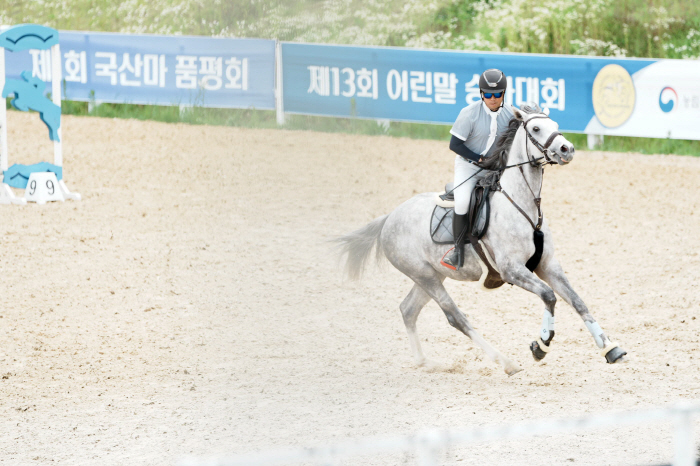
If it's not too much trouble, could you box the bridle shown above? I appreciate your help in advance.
[498,113,564,231]
[522,114,561,167]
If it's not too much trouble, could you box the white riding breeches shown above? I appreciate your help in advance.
[453,155,488,215]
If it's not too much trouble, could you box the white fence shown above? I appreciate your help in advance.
[179,402,700,466]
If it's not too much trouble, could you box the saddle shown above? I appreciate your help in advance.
[432,172,499,243]
[431,173,505,289]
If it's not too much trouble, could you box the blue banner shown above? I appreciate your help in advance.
[5,31,698,140]
[281,43,657,132]
[4,31,276,109]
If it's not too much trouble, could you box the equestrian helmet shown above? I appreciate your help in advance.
[479,69,507,93]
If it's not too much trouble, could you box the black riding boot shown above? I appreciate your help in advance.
[441,212,468,271]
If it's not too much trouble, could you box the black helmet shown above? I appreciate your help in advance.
[479,69,507,93]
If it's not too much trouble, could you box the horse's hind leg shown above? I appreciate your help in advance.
[536,257,627,363]
[400,284,432,366]
[413,275,522,376]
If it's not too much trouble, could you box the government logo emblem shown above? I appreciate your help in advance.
[658,87,677,113]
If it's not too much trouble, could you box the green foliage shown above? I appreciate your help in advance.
[564,132,700,157]
[1,0,698,58]
[424,0,700,58]
[52,102,699,156]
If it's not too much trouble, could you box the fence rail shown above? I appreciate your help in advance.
[179,402,700,466]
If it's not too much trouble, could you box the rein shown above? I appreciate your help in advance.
[446,113,562,230]
[502,118,559,169]
[443,166,484,196]
[497,114,561,231]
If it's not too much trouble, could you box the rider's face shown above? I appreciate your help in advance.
[482,93,504,112]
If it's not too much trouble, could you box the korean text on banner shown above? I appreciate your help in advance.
[3,32,276,110]
[281,42,657,134]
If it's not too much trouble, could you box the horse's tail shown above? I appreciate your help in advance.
[334,214,389,281]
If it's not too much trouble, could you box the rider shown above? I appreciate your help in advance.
[441,68,515,271]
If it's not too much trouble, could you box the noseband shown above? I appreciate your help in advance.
[523,115,561,166]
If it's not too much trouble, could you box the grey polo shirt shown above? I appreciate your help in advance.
[450,101,515,158]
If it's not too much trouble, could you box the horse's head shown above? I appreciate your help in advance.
[513,106,575,165]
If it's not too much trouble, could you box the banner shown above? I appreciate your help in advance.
[584,60,700,140]
[3,31,699,140]
[3,31,276,110]
[282,43,697,138]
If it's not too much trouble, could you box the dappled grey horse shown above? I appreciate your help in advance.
[336,106,627,375]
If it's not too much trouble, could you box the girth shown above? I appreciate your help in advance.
[465,174,504,288]
[497,165,545,272]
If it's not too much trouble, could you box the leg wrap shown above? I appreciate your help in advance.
[536,336,551,352]
[540,310,555,343]
[530,337,550,361]
[585,321,605,349]
[600,343,619,358]
[531,310,555,362]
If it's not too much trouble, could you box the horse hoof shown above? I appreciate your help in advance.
[605,346,627,364]
[530,340,548,361]
[505,366,523,376]
[483,275,505,290]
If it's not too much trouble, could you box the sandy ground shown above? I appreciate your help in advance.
[0,111,699,465]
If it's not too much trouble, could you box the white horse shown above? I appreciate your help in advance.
[336,105,626,376]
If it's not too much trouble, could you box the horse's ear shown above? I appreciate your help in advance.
[513,108,524,121]
[543,106,550,116]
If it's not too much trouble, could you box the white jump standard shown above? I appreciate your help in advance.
[0,24,81,205]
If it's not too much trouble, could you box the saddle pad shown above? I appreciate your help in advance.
[430,201,490,244]
[430,205,455,244]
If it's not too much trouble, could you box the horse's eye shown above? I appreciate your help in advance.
[533,126,540,132]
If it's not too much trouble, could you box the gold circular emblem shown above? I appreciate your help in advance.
[592,64,636,128]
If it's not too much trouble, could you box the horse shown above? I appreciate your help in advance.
[335,104,627,376]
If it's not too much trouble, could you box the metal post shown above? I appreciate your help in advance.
[0,45,26,204]
[673,409,695,466]
[179,104,192,118]
[51,43,63,167]
[416,429,443,466]
[587,133,604,150]
[88,100,103,113]
[275,40,285,126]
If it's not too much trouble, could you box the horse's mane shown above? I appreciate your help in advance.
[479,103,543,171]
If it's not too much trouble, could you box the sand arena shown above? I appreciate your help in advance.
[1,111,699,465]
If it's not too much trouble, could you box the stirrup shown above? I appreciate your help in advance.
[441,247,461,271]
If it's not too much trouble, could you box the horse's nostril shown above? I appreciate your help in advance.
[561,145,568,153]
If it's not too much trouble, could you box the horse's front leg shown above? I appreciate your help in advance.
[498,262,558,361]
[536,256,627,364]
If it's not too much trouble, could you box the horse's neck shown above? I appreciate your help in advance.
[501,126,543,203]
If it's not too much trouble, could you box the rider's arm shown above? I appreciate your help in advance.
[449,135,482,163]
